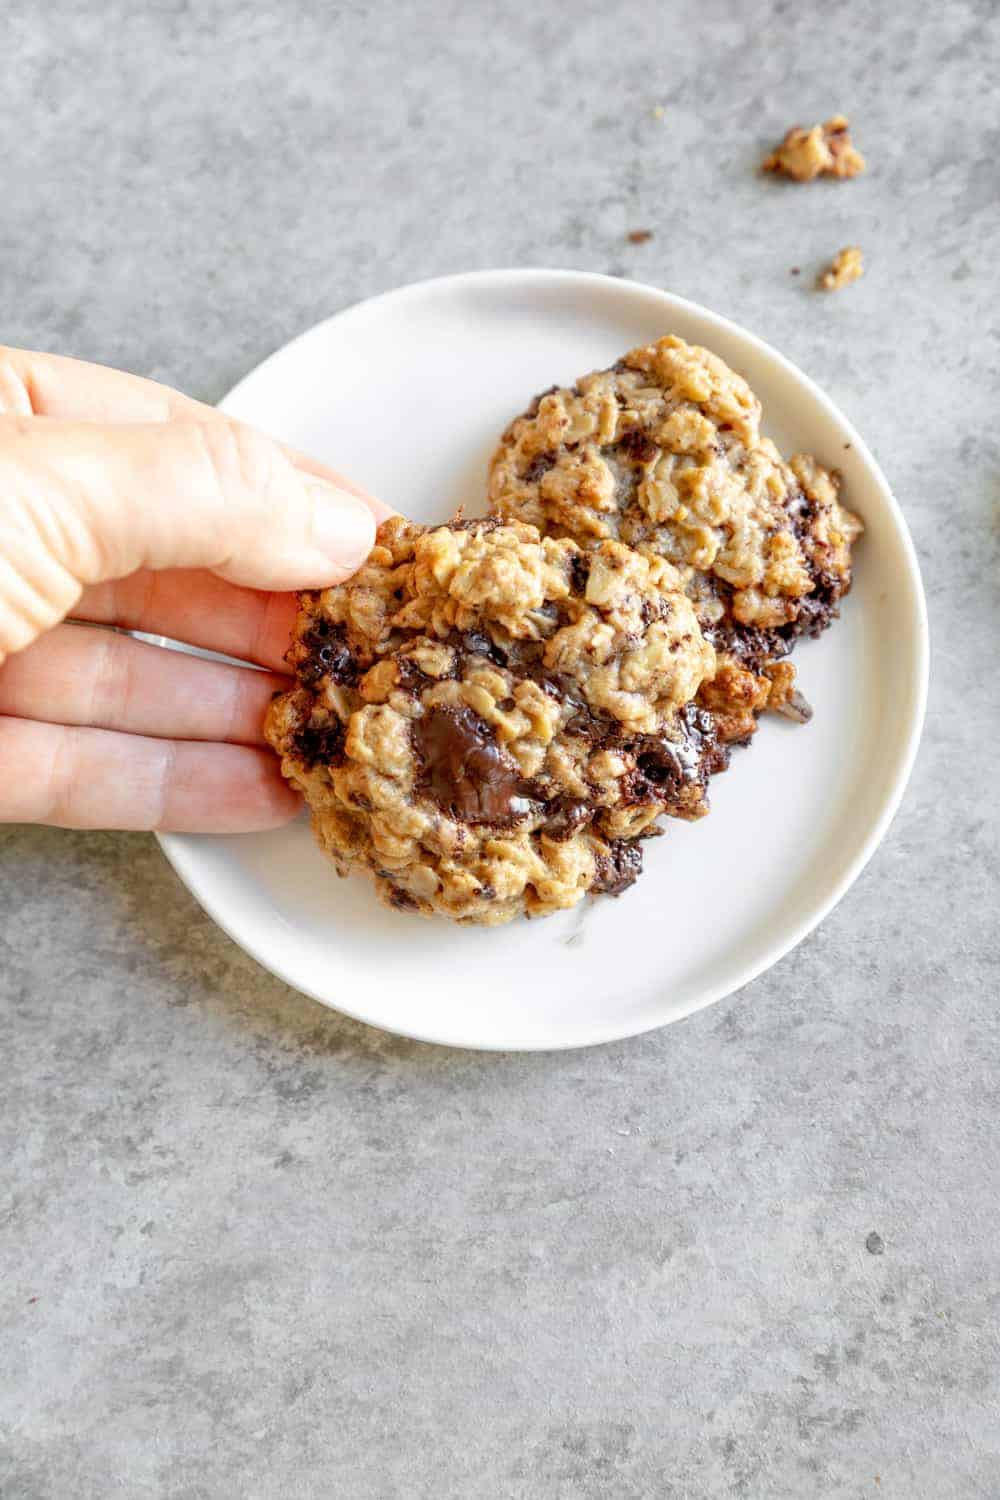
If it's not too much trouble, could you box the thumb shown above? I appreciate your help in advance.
[0,416,377,656]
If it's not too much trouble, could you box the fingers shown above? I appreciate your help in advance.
[0,346,395,521]
[0,624,287,744]
[0,415,376,659]
[72,569,298,671]
[0,716,300,832]
[0,347,219,424]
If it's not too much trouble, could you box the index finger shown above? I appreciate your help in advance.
[0,346,394,519]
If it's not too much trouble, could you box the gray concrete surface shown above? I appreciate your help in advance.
[2,1,998,1495]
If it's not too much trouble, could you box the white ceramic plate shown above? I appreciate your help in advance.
[157,270,927,1051]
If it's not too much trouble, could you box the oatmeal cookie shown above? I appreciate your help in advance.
[762,114,865,181]
[487,335,863,742]
[265,516,726,925]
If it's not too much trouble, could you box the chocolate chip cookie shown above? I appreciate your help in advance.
[265,515,726,924]
[487,335,863,742]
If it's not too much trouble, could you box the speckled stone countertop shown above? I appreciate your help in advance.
[2,3,998,1496]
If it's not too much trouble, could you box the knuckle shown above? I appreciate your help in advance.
[196,418,278,502]
[0,547,79,661]
[90,630,131,726]
[0,356,34,416]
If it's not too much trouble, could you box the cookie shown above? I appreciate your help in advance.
[265,515,726,925]
[487,335,863,742]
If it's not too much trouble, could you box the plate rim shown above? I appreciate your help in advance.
[157,267,930,1051]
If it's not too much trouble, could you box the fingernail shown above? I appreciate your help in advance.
[309,481,376,567]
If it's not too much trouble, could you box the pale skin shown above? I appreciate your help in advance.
[0,349,391,832]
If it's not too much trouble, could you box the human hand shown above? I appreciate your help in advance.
[0,349,387,832]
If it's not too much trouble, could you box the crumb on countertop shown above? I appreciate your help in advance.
[818,245,864,291]
[627,228,654,244]
[651,104,665,120]
[763,114,865,181]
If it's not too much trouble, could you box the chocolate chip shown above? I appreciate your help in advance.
[292,715,346,769]
[566,709,605,741]
[523,451,557,483]
[707,616,786,676]
[634,738,686,793]
[783,486,813,540]
[620,703,729,809]
[412,706,537,827]
[616,427,658,465]
[388,885,419,911]
[569,552,590,596]
[299,618,359,687]
[459,630,508,667]
[394,656,432,694]
[591,839,643,896]
[781,570,842,641]
[679,701,731,779]
[542,797,594,841]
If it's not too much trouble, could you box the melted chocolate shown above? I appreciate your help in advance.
[542,798,594,841]
[779,570,841,641]
[707,616,786,676]
[591,839,643,897]
[457,630,508,667]
[620,703,728,808]
[413,706,537,827]
[292,715,346,769]
[298,618,359,687]
[395,656,433,693]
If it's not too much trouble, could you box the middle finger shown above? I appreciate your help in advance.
[72,568,299,672]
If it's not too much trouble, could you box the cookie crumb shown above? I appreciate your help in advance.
[763,114,865,181]
[627,229,654,244]
[865,1231,885,1256]
[652,105,665,121]
[818,246,864,291]
[790,266,800,275]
